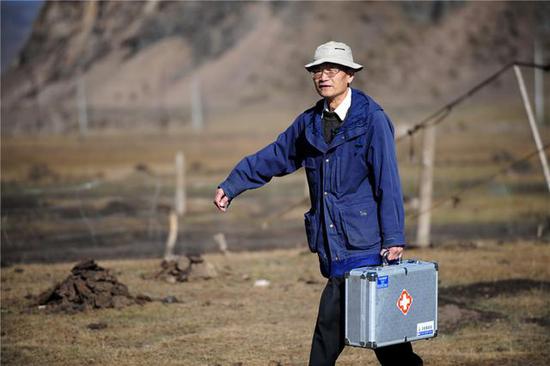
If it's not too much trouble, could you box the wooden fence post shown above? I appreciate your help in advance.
[416,125,436,247]
[514,65,550,193]
[175,151,186,216]
[164,210,178,261]
[164,151,186,260]
[213,233,229,255]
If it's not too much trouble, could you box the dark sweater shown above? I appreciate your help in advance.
[322,111,344,144]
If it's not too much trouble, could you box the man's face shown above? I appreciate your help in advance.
[310,63,355,100]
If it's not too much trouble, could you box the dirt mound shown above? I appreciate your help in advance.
[146,255,218,283]
[36,259,150,313]
[99,200,136,216]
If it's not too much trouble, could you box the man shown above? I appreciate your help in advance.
[214,41,423,366]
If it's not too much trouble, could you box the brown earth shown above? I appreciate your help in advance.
[34,258,151,313]
[32,255,218,314]
[438,278,550,334]
[1,243,549,365]
[144,255,219,283]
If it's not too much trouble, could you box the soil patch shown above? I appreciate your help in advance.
[438,304,499,334]
[98,200,138,216]
[35,259,151,313]
[1,193,43,212]
[440,278,550,301]
[437,278,550,333]
[524,316,550,329]
[143,254,218,283]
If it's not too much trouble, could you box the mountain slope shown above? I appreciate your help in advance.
[1,1,547,134]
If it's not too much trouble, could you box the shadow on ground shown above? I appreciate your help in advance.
[438,278,550,333]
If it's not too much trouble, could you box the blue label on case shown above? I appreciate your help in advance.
[418,329,434,336]
[377,275,389,288]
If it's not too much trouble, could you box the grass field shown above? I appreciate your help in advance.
[1,242,549,365]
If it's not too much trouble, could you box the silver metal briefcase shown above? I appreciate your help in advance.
[344,259,438,349]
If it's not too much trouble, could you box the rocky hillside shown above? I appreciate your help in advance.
[2,1,548,134]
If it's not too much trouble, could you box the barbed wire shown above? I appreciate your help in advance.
[407,143,550,221]
[1,170,169,257]
[396,61,550,144]
[22,179,104,195]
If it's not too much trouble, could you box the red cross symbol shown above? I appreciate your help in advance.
[397,289,413,315]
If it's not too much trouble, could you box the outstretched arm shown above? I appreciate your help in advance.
[215,117,306,210]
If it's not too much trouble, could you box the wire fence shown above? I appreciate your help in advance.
[408,143,550,220]
[397,62,550,144]
[398,62,549,222]
[1,170,174,265]
[2,62,549,265]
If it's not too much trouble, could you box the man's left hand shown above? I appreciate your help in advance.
[380,246,404,261]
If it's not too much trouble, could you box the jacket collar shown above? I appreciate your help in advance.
[305,88,381,153]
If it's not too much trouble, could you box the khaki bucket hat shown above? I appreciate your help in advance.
[305,41,363,71]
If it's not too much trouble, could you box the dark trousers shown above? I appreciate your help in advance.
[309,278,423,366]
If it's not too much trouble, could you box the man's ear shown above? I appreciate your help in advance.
[347,73,355,86]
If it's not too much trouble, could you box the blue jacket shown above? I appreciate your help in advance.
[220,88,406,278]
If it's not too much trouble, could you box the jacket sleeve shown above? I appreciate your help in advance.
[219,117,305,199]
[366,111,406,248]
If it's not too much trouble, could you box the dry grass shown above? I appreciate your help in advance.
[0,107,299,183]
[1,242,549,365]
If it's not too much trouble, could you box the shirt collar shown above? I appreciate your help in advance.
[324,87,352,121]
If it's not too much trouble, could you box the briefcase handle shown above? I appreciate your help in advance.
[381,250,402,266]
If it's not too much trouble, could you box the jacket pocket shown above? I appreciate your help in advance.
[304,210,319,253]
[340,202,380,250]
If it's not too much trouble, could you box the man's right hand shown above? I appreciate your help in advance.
[214,188,230,212]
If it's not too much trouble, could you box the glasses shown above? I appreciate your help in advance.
[310,65,343,79]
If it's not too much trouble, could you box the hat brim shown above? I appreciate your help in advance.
[304,58,363,72]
